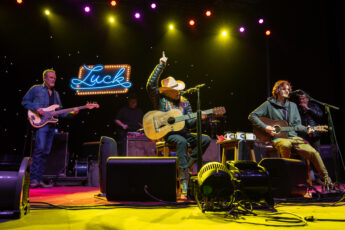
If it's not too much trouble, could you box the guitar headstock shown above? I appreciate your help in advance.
[212,107,226,116]
[86,102,100,109]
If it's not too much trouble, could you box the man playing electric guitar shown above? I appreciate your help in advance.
[146,52,211,195]
[22,69,79,188]
[248,80,333,188]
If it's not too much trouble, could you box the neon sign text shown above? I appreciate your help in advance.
[71,64,132,95]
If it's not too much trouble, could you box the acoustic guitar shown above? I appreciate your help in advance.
[253,117,328,143]
[28,102,99,128]
[143,107,226,140]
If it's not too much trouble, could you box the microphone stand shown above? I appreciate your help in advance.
[182,84,205,171]
[308,95,343,189]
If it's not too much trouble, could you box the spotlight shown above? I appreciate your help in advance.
[238,26,245,33]
[110,0,117,7]
[168,24,174,30]
[109,17,115,23]
[221,30,228,37]
[150,2,157,9]
[44,9,50,16]
[205,10,212,17]
[265,30,271,36]
[134,12,141,19]
[17,0,23,4]
[258,18,264,24]
[84,6,91,13]
[189,19,196,26]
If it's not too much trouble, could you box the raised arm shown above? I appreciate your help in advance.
[146,51,167,109]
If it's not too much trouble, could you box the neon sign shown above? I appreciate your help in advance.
[70,64,132,95]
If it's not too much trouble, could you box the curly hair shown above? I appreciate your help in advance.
[272,80,292,98]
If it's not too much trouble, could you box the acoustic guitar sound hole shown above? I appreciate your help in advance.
[167,117,175,125]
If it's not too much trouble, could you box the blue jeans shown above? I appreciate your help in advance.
[166,131,211,170]
[31,124,56,182]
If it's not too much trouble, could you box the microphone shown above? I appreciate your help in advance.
[180,84,206,95]
[289,89,304,96]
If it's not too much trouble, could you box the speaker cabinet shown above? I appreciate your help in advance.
[106,157,178,202]
[44,133,68,176]
[126,136,156,157]
[259,158,307,198]
[0,157,30,219]
[98,136,118,194]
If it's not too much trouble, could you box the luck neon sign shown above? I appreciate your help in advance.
[70,64,132,95]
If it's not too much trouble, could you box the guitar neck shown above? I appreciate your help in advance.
[52,105,88,116]
[175,109,214,123]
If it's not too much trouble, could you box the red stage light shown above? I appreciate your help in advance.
[17,0,23,4]
[110,0,117,7]
[205,10,212,17]
[189,19,195,26]
[265,30,271,36]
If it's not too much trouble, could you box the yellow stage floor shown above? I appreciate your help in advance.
[1,187,345,230]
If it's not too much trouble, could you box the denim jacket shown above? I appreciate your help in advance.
[22,84,67,118]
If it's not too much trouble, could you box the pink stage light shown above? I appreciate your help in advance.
[84,6,91,13]
[134,12,141,19]
[150,3,157,9]
[258,18,264,24]
[238,26,245,33]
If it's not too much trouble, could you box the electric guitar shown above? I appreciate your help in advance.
[253,117,328,143]
[28,103,99,128]
[143,107,226,140]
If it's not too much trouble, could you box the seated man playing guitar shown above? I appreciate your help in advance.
[146,52,211,195]
[248,80,332,188]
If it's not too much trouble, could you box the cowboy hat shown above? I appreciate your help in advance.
[160,76,185,91]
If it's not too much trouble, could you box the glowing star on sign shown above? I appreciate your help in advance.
[70,65,132,95]
[205,10,212,17]
[265,30,271,36]
[238,26,245,33]
[258,18,264,24]
[189,19,195,26]
[134,12,141,19]
[17,0,23,4]
[84,6,91,13]
[150,3,157,9]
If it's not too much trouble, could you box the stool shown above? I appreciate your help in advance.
[216,140,256,164]
[156,141,192,157]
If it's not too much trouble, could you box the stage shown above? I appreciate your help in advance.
[1,186,345,230]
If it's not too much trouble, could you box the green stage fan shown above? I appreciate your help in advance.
[193,162,235,212]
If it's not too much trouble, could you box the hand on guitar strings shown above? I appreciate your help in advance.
[307,125,315,135]
[265,125,277,136]
[72,107,79,115]
[37,108,45,115]
[160,51,168,65]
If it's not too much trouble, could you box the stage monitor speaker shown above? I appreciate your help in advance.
[259,158,307,198]
[106,157,178,202]
[98,136,118,194]
[0,157,30,219]
[44,132,68,176]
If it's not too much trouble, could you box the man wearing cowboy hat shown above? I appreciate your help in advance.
[146,51,211,195]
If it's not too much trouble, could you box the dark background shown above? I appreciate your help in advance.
[1,0,344,171]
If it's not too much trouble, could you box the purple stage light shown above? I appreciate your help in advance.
[84,6,91,13]
[150,3,157,9]
[258,18,264,24]
[134,12,141,19]
[239,26,245,33]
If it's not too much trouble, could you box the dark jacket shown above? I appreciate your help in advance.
[298,102,323,138]
[146,64,196,128]
[248,97,307,137]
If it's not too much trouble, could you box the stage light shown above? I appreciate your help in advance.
[221,30,228,37]
[238,26,245,33]
[169,24,174,30]
[265,30,271,36]
[258,18,264,24]
[84,6,91,13]
[109,16,115,23]
[189,19,195,26]
[110,0,117,7]
[44,9,50,16]
[134,12,141,19]
[205,10,212,17]
[150,3,157,9]
[17,0,23,4]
